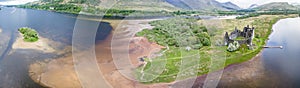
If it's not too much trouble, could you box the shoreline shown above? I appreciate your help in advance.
[190,52,264,87]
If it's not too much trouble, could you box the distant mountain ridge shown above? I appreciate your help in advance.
[27,0,241,11]
[248,4,259,9]
[221,2,241,10]
[252,2,298,11]
[165,0,241,11]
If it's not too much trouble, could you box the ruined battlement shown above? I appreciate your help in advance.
[224,25,255,46]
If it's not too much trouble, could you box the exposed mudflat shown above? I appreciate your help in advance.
[28,19,170,88]
[29,53,81,88]
[28,36,167,88]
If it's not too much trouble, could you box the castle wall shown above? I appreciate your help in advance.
[224,25,255,46]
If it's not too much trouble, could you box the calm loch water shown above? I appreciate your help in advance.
[262,17,300,87]
[0,7,112,87]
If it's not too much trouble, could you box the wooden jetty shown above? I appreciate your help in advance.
[263,46,283,49]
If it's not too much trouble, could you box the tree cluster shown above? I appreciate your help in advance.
[18,27,39,42]
[227,41,240,52]
[136,18,211,49]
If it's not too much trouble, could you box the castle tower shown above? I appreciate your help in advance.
[224,32,229,46]
[250,27,255,46]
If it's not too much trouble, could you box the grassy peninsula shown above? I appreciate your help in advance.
[135,14,298,83]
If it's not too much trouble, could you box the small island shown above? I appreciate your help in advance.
[12,27,55,53]
[18,27,39,42]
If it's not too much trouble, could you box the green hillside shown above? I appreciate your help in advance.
[253,2,299,11]
[165,0,241,11]
[19,0,242,14]
[22,0,180,11]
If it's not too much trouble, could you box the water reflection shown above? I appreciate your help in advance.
[262,18,300,87]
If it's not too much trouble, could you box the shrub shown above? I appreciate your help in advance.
[18,27,39,42]
[197,32,211,46]
[227,41,240,52]
[202,38,211,46]
[255,33,260,38]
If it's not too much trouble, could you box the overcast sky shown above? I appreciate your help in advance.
[0,0,38,5]
[216,0,300,8]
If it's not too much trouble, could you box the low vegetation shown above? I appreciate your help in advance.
[136,18,211,83]
[18,27,39,42]
[227,41,240,52]
[236,11,300,19]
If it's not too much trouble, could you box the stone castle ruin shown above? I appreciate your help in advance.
[224,25,255,46]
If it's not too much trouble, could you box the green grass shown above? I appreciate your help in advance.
[136,46,211,83]
[234,36,246,41]
[136,17,211,49]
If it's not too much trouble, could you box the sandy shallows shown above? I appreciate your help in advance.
[29,54,81,88]
[28,36,169,88]
[12,33,56,53]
